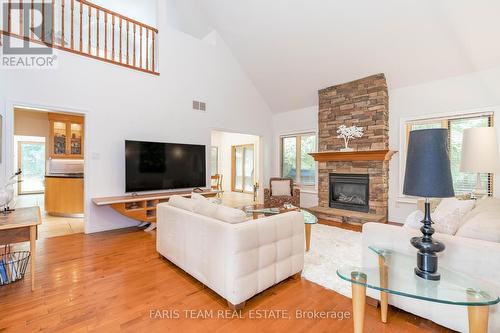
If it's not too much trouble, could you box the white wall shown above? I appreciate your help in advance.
[211,131,260,192]
[0,1,273,233]
[91,0,158,27]
[271,65,500,220]
[272,105,318,208]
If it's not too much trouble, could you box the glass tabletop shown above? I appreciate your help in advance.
[337,246,500,306]
[303,210,318,224]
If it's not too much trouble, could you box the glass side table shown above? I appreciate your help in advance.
[337,246,499,333]
[302,210,318,252]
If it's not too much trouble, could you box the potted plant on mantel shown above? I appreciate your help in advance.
[337,125,364,151]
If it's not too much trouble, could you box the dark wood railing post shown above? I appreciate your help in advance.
[152,32,155,72]
[96,10,100,57]
[79,0,83,51]
[31,0,34,39]
[51,0,55,45]
[133,23,136,67]
[41,0,45,41]
[8,0,12,33]
[126,21,129,65]
[19,0,23,37]
[88,6,91,54]
[61,0,65,46]
[104,13,107,59]
[146,29,149,71]
[112,15,115,61]
[139,26,142,68]
[119,17,122,63]
[71,0,74,49]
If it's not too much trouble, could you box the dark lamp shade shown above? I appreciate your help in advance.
[403,128,455,198]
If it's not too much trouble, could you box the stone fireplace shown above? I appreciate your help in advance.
[309,73,395,224]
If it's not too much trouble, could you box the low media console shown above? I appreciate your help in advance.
[92,189,218,224]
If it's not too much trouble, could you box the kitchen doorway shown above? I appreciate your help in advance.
[13,107,85,238]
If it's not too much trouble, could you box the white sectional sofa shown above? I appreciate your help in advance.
[156,195,305,309]
[362,197,500,332]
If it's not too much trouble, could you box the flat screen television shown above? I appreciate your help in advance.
[125,140,206,192]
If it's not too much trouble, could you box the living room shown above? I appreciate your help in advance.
[1,1,499,332]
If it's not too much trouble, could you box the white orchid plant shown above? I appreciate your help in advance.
[337,125,364,150]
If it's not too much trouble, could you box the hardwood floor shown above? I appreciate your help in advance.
[0,228,453,332]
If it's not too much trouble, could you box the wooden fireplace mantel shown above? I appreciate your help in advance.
[309,149,397,162]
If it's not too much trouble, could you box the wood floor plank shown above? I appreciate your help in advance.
[0,227,453,333]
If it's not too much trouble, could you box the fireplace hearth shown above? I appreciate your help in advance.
[329,173,369,213]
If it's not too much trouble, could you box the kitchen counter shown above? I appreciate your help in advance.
[46,173,84,178]
[45,176,84,217]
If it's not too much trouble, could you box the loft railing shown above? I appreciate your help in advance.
[2,0,159,75]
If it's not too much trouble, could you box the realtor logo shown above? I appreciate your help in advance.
[1,1,57,69]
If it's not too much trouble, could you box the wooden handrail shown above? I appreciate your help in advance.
[1,0,159,75]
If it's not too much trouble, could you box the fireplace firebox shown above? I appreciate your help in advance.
[329,173,369,213]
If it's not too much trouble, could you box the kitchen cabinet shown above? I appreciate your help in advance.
[48,113,84,159]
[45,175,84,217]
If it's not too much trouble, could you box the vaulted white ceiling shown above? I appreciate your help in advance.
[191,0,500,112]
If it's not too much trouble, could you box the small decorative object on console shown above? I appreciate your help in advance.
[0,170,22,214]
[403,129,455,281]
[336,125,364,151]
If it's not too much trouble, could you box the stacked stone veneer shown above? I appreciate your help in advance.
[318,73,389,223]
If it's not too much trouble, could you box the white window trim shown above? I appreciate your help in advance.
[277,129,318,190]
[397,106,499,203]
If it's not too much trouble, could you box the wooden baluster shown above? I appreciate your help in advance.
[119,18,122,63]
[79,0,82,52]
[152,31,155,72]
[71,0,74,49]
[61,0,65,46]
[96,10,99,57]
[139,26,142,68]
[126,21,129,65]
[19,0,23,37]
[88,6,91,54]
[51,0,55,45]
[146,29,149,71]
[104,13,107,59]
[8,0,11,33]
[31,0,34,39]
[112,15,114,60]
[133,23,136,67]
[41,0,45,42]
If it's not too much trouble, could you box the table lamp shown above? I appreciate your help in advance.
[403,128,455,281]
[460,127,499,197]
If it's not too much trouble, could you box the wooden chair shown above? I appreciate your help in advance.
[264,177,300,208]
[211,174,223,197]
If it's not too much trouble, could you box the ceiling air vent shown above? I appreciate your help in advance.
[193,100,207,112]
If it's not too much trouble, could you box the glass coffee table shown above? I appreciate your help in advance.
[242,205,318,252]
[337,246,499,333]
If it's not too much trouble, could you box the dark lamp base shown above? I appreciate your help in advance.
[414,267,441,281]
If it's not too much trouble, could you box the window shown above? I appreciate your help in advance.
[280,133,317,186]
[210,146,218,176]
[405,114,493,196]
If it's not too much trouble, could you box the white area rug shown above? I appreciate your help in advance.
[302,223,362,298]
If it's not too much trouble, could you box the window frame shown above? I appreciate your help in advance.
[399,110,495,201]
[210,146,218,176]
[279,132,317,188]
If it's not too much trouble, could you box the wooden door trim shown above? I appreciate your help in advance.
[231,144,255,194]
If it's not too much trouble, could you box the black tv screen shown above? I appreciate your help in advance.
[125,140,206,192]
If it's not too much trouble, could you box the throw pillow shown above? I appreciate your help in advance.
[403,210,424,229]
[271,180,292,196]
[168,195,196,211]
[214,205,247,224]
[191,192,207,201]
[433,198,475,225]
[433,208,462,235]
[193,199,218,218]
